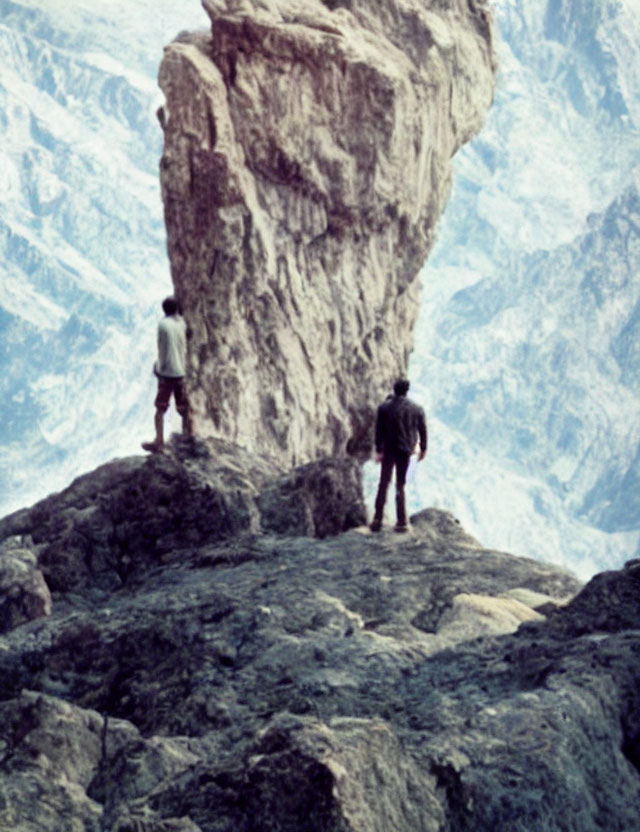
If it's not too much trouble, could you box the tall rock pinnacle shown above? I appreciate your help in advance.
[158,0,495,464]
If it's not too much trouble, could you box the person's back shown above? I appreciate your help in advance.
[371,378,427,532]
[376,394,426,455]
[142,297,191,453]
[156,314,186,378]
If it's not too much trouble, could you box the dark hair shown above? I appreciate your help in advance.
[394,378,410,396]
[162,296,179,316]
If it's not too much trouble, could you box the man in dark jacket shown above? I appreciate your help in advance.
[370,378,427,532]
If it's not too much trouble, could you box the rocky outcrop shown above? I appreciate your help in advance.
[1,442,639,830]
[0,538,51,633]
[158,0,495,465]
[0,437,366,594]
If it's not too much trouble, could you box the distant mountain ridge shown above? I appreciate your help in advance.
[407,0,640,577]
[1,0,639,581]
[0,0,208,516]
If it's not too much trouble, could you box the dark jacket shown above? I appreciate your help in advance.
[374,394,427,456]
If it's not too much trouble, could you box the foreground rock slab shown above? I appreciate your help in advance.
[1,447,638,830]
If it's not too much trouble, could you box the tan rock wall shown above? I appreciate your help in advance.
[159,0,495,463]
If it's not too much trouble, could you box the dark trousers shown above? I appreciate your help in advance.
[373,451,411,525]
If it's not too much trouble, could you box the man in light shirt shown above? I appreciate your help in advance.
[142,296,192,453]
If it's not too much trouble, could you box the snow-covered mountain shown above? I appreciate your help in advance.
[0,0,208,515]
[404,0,640,578]
[1,0,638,579]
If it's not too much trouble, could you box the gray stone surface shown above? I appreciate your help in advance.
[1,445,638,830]
[0,538,51,633]
[158,0,495,464]
[0,436,366,595]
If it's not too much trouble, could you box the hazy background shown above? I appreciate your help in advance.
[1,0,639,579]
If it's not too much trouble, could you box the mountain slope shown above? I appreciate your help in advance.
[0,0,208,517]
[405,0,640,577]
[1,0,639,582]
[0,439,638,830]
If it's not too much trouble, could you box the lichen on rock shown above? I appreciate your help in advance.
[158,0,495,464]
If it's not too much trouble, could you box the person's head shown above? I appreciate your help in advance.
[162,296,179,316]
[393,378,410,396]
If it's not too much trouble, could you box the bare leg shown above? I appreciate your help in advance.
[181,409,193,439]
[142,408,165,453]
[154,408,164,446]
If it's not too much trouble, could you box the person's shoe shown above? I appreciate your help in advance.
[369,518,383,532]
[394,522,410,533]
[141,441,163,453]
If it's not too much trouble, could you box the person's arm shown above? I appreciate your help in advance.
[156,322,169,374]
[417,408,427,461]
[374,405,385,457]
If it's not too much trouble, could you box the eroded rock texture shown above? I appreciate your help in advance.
[0,538,51,634]
[0,437,366,594]
[158,0,495,464]
[1,442,639,830]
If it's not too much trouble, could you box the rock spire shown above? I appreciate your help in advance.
[158,0,495,464]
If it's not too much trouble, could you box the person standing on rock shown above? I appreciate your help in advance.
[142,296,192,453]
[370,378,427,532]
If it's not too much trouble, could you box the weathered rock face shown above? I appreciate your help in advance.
[0,437,366,595]
[0,538,51,634]
[158,0,495,464]
[1,443,639,830]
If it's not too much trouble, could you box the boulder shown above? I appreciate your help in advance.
[258,455,366,537]
[0,691,202,832]
[0,539,51,633]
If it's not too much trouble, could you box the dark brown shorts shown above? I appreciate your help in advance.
[155,376,188,415]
